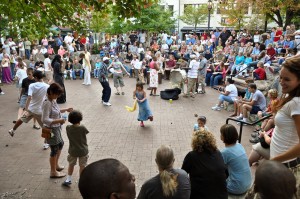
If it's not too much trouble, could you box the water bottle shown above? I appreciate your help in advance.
[62,112,68,121]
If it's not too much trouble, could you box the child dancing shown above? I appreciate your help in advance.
[133,82,153,127]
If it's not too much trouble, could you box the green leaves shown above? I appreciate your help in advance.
[178,4,210,30]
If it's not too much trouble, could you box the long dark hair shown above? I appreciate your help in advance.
[276,56,300,111]
[51,54,62,67]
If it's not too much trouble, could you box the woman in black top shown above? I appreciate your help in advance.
[51,55,66,104]
[182,129,228,199]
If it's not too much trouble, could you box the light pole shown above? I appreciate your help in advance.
[207,0,213,31]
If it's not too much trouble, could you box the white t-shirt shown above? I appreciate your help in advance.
[225,84,238,100]
[187,60,200,78]
[131,59,139,68]
[270,97,300,162]
[40,48,47,54]
[16,69,27,85]
[139,33,146,43]
[44,58,51,71]
[28,82,49,115]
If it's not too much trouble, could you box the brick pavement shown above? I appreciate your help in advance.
[0,77,254,198]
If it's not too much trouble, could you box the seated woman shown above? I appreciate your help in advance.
[138,145,191,199]
[211,78,238,111]
[205,63,214,86]
[220,124,252,195]
[248,128,273,166]
[230,52,245,75]
[247,50,267,70]
[210,62,226,88]
[182,129,228,199]
[64,61,73,80]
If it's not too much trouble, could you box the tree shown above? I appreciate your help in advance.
[130,5,176,33]
[0,0,158,38]
[178,4,209,31]
[251,0,300,29]
[218,0,249,31]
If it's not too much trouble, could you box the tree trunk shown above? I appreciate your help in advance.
[284,8,294,30]
[264,14,268,32]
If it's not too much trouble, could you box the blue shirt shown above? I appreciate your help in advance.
[95,62,102,69]
[244,57,252,65]
[193,124,209,131]
[251,47,260,55]
[166,38,173,45]
[235,56,245,65]
[265,39,273,47]
[221,143,252,194]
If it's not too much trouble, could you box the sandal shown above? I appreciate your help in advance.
[56,166,65,172]
[229,113,237,117]
[148,116,153,121]
[115,92,120,95]
[50,172,66,178]
[33,125,40,130]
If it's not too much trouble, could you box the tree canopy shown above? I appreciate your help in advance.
[0,0,157,38]
[178,4,210,31]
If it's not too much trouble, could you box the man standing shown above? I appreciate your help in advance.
[24,37,31,60]
[8,70,50,149]
[197,53,208,94]
[219,28,229,47]
[98,57,112,106]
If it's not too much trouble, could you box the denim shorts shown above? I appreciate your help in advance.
[50,141,64,157]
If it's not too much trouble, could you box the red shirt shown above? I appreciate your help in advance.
[267,47,276,60]
[254,67,266,80]
[165,59,176,70]
[274,30,282,42]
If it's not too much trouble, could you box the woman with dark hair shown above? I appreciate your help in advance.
[211,78,238,111]
[138,145,191,199]
[182,129,227,199]
[51,54,66,104]
[42,83,73,178]
[220,124,252,195]
[270,56,300,197]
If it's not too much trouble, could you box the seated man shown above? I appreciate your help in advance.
[72,58,83,80]
[238,83,266,124]
[252,61,266,80]
[79,158,136,199]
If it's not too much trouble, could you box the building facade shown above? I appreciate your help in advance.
[160,0,263,38]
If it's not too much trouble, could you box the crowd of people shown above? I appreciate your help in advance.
[1,25,300,199]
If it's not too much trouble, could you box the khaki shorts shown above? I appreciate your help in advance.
[67,154,89,167]
[20,111,42,126]
[45,71,53,81]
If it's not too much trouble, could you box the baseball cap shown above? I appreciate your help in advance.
[110,55,114,58]
[103,57,109,61]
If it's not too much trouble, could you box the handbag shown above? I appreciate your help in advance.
[41,127,51,139]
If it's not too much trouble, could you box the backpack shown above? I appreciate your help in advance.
[160,88,181,100]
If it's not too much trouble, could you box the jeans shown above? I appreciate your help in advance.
[205,73,213,86]
[10,63,15,79]
[100,81,111,103]
[253,72,261,80]
[25,49,31,60]
[210,74,223,87]
[247,61,259,69]
[72,70,83,79]
[94,69,99,77]
[219,94,234,103]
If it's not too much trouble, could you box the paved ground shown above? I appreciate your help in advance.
[0,77,255,198]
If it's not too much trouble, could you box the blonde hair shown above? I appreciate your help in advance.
[156,145,178,197]
[268,89,278,99]
[191,129,217,153]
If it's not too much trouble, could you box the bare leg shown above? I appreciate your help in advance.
[79,166,85,175]
[17,108,24,120]
[262,119,274,132]
[249,149,261,166]
[56,150,63,169]
[12,119,23,131]
[68,165,74,176]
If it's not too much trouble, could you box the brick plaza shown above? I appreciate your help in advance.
[0,78,253,198]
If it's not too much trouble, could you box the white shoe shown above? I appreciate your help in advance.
[103,102,112,106]
[43,143,50,150]
[211,106,221,111]
[220,104,224,108]
[0,92,4,95]
[236,116,243,120]
[237,122,247,126]
[8,129,15,137]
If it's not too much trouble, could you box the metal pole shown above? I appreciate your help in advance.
[208,9,211,31]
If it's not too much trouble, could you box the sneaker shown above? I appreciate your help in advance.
[43,143,50,150]
[211,106,221,111]
[236,116,243,120]
[220,104,224,108]
[62,180,72,186]
[103,102,112,106]
[0,92,4,95]
[8,129,15,137]
[251,132,259,138]
[33,125,41,130]
[249,137,260,144]
[140,123,145,127]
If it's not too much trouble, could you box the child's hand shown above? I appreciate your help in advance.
[67,108,73,112]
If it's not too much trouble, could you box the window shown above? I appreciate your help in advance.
[168,5,174,13]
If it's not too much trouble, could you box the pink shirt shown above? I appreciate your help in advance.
[58,49,65,57]
[42,39,48,46]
